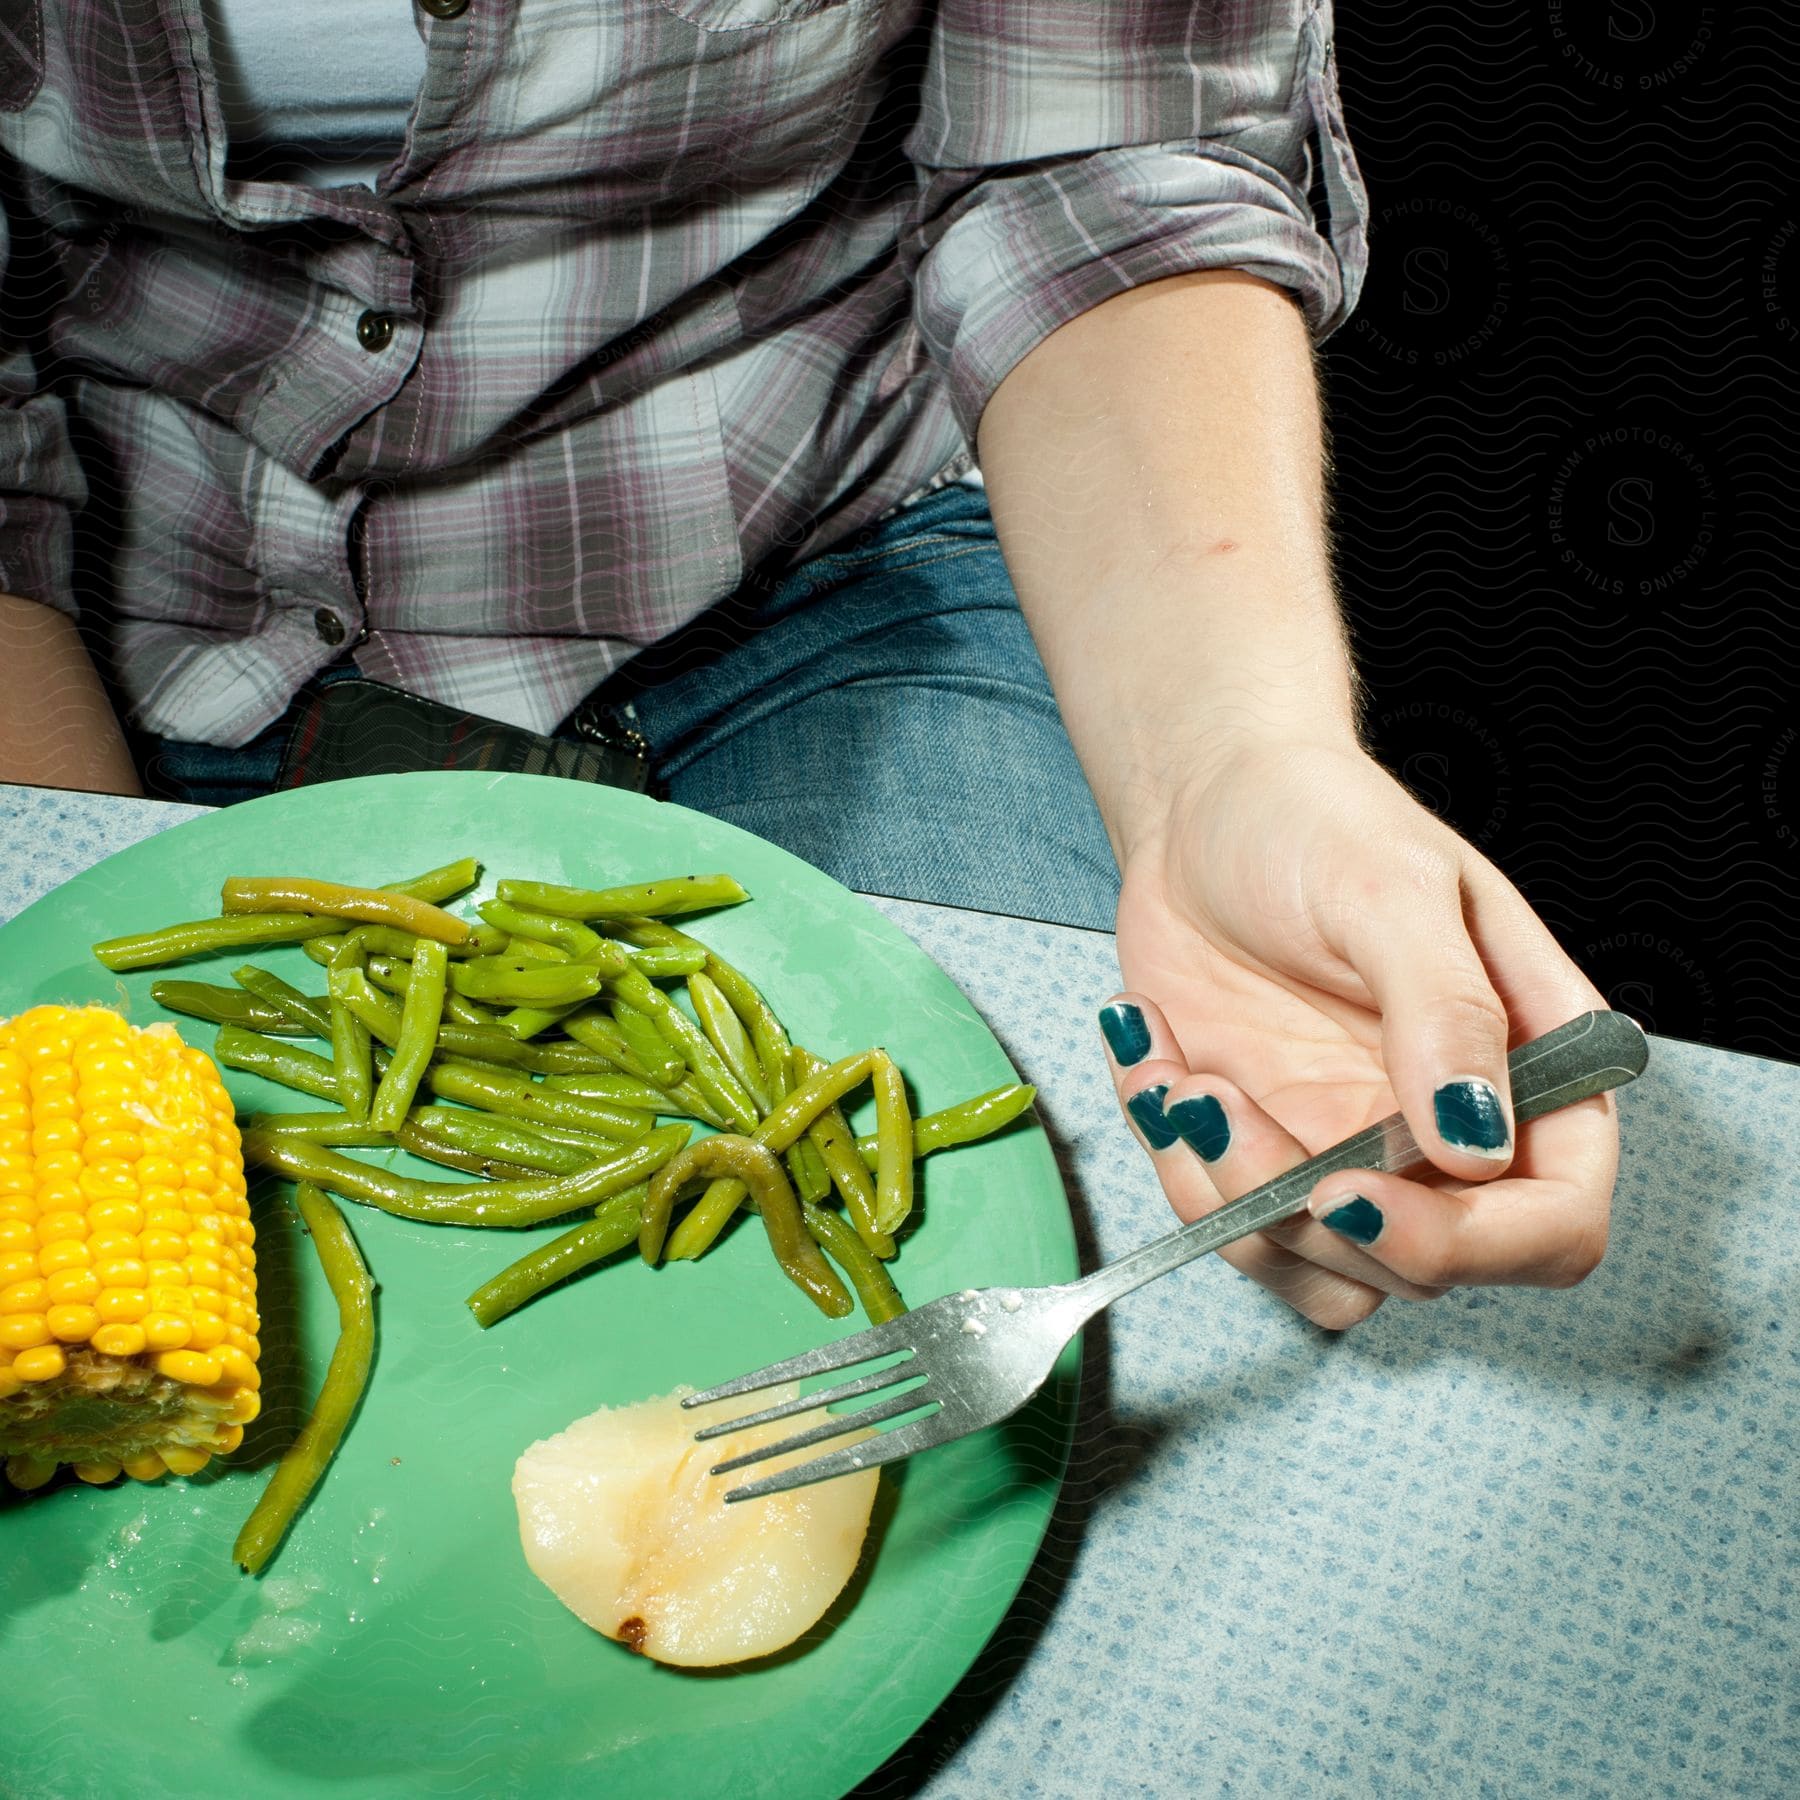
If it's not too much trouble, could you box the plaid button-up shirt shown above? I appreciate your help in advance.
[0,0,1368,746]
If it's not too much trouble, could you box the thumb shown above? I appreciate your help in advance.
[1333,847,1515,1181]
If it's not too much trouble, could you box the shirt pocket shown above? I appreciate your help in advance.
[0,0,46,111]
[1300,0,1371,323]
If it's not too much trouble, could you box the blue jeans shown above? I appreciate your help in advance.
[142,481,1121,931]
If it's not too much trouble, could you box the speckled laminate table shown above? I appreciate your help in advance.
[1,784,1795,1799]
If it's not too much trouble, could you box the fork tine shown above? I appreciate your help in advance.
[682,1313,919,1406]
[691,1358,918,1441]
[707,1383,939,1476]
[722,1415,948,1504]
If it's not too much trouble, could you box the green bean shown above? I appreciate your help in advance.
[329,994,373,1124]
[424,1058,654,1141]
[687,971,771,1114]
[449,958,612,1005]
[214,1026,341,1102]
[611,967,758,1134]
[788,1134,832,1205]
[754,1049,879,1152]
[477,898,606,959]
[497,873,749,920]
[871,1055,914,1234]
[465,1187,648,1328]
[663,1177,749,1262]
[97,912,350,971]
[395,1108,597,1178]
[641,1137,850,1317]
[853,1083,1038,1167]
[543,1071,681,1112]
[388,858,482,904]
[625,944,708,979]
[804,1202,906,1325]
[615,918,792,1094]
[318,937,374,1125]
[94,859,479,971]
[358,953,410,998]
[604,1000,687,1080]
[326,968,405,1047]
[495,1000,584,1040]
[497,934,568,965]
[233,1184,375,1574]
[229,965,333,1039]
[794,1047,892,1258]
[392,1130,559,1182]
[240,1111,394,1148]
[220,877,475,946]
[308,931,505,978]
[149,980,310,1035]
[368,939,446,1131]
[505,1117,640,1159]
[765,1043,829,1206]
[240,1122,690,1227]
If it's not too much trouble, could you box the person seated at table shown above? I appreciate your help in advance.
[0,2,1616,1325]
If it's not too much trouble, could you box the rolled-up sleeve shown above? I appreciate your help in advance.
[0,176,87,612]
[901,0,1370,442]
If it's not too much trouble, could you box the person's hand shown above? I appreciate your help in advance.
[1104,735,1619,1328]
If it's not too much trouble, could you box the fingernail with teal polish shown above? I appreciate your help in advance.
[1099,1001,1151,1067]
[1166,1093,1230,1162]
[1126,1084,1178,1150]
[1434,1077,1510,1154]
[1320,1195,1384,1245]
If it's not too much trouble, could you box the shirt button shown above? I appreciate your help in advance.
[417,0,469,17]
[314,608,348,647]
[356,310,396,353]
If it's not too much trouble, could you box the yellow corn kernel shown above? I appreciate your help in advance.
[121,1450,167,1481]
[187,1314,227,1352]
[73,1460,122,1485]
[45,1267,100,1305]
[159,1445,211,1477]
[13,1344,66,1382]
[142,1312,193,1352]
[0,1314,49,1350]
[214,1346,259,1390]
[0,1370,20,1401]
[155,1350,222,1387]
[38,1240,91,1274]
[95,1288,148,1324]
[0,1278,46,1314]
[46,1303,100,1343]
[91,1323,147,1357]
[209,1424,245,1455]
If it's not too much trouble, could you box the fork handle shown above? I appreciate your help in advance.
[1069,1008,1648,1319]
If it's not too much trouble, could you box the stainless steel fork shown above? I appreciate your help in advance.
[686,1008,1649,1502]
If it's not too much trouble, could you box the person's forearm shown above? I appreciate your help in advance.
[978,270,1357,864]
[0,592,142,795]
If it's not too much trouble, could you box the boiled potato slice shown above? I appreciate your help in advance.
[513,1383,878,1667]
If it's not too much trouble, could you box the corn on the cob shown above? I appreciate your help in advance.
[0,1005,259,1490]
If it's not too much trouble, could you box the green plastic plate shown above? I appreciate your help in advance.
[0,773,1078,1800]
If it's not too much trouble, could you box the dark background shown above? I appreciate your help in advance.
[1325,0,1794,1064]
